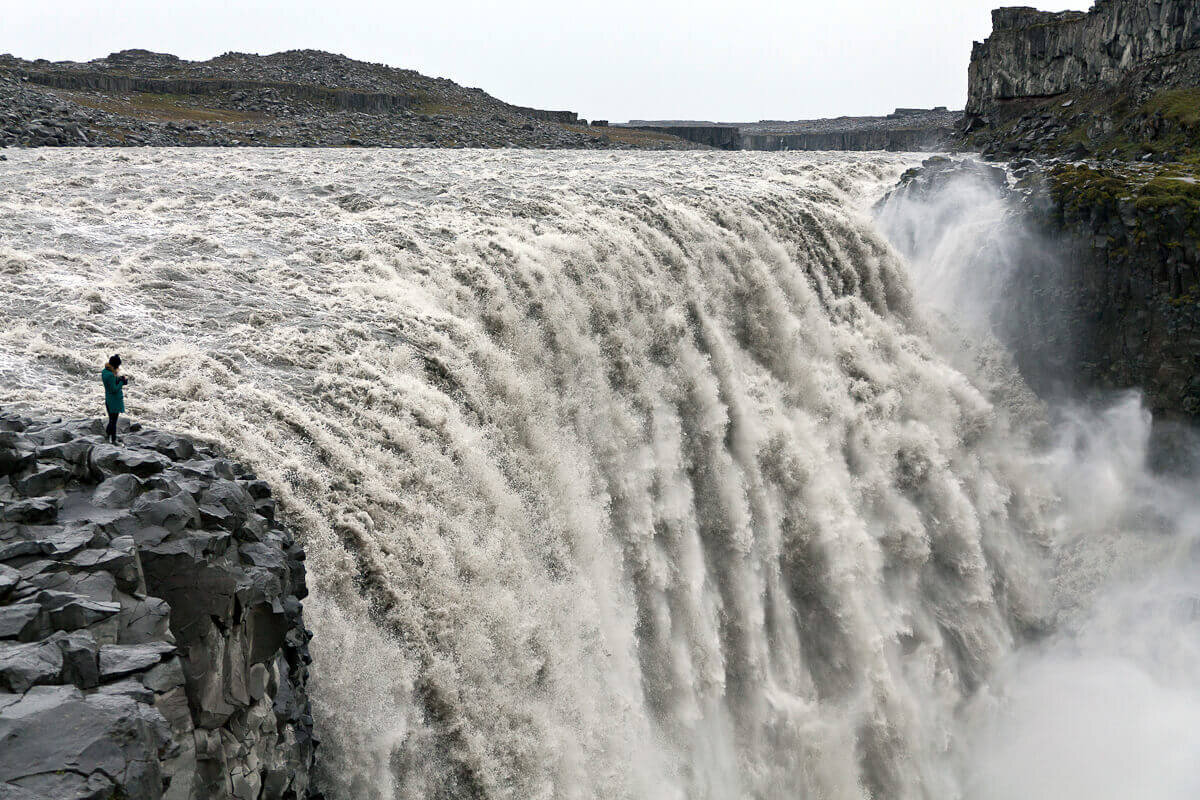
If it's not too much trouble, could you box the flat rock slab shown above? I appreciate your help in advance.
[98,642,176,679]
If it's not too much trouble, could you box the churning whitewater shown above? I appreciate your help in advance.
[0,149,1087,799]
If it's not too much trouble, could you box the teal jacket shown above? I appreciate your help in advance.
[102,367,125,414]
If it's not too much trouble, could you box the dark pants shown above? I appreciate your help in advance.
[106,412,119,441]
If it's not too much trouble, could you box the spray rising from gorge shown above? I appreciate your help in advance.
[0,149,1196,799]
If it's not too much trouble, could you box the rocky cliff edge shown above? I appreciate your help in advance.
[0,409,317,800]
[964,0,1200,160]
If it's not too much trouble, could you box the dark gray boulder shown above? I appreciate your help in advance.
[93,473,144,508]
[0,687,169,800]
[132,489,201,533]
[99,641,176,679]
[1,498,57,525]
[0,640,62,693]
[0,566,19,601]
[0,606,39,641]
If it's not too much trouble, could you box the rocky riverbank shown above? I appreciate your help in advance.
[0,49,695,150]
[0,409,317,799]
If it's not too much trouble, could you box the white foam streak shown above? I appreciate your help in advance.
[881,167,1200,800]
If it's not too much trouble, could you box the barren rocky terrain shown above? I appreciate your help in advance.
[0,49,697,150]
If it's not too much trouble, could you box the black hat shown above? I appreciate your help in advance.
[110,354,122,368]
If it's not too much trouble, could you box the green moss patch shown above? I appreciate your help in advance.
[1048,162,1200,232]
[1144,89,1200,128]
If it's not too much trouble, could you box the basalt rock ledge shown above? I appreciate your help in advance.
[0,409,317,800]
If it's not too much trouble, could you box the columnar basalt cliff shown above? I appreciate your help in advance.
[738,127,949,152]
[628,124,743,149]
[965,1,1200,158]
[968,1,1200,116]
[0,410,317,799]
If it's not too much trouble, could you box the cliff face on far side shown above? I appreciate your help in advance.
[628,109,958,152]
[968,1,1200,114]
[0,411,318,799]
[964,1,1200,160]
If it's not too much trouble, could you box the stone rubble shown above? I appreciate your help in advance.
[0,409,317,799]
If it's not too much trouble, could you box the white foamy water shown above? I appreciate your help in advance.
[0,149,1193,800]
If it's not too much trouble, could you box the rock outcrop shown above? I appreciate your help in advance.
[0,410,317,799]
[968,2,1200,115]
[964,1,1200,159]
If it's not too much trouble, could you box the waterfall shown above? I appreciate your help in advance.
[0,149,1191,800]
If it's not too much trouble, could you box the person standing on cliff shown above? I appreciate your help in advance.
[101,354,130,444]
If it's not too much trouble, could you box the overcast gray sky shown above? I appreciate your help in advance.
[7,1,1094,122]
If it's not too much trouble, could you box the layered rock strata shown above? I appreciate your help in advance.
[0,410,317,799]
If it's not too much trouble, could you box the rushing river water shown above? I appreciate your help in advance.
[0,149,1196,800]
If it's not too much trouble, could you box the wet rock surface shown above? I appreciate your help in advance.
[883,156,1200,420]
[0,409,317,799]
[0,49,696,151]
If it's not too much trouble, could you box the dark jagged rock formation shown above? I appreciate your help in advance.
[627,109,958,151]
[964,1,1200,159]
[0,49,694,150]
[1033,161,1200,416]
[968,2,1199,113]
[0,410,317,799]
